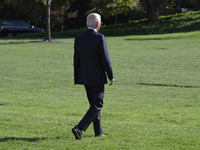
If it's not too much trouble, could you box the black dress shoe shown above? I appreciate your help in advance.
[95,133,106,137]
[72,126,82,140]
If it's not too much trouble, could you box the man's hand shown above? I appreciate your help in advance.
[109,79,114,86]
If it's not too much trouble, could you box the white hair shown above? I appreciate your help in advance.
[86,13,101,28]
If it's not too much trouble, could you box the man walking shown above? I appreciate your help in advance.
[72,13,114,140]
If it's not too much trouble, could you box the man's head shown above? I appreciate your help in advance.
[87,13,101,32]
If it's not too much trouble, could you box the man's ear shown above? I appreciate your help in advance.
[95,23,98,28]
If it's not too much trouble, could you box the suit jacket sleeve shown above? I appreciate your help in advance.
[73,38,80,84]
[99,35,113,81]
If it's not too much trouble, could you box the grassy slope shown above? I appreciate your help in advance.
[0,31,200,149]
[101,11,200,36]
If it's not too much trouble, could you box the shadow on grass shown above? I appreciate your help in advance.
[137,83,200,88]
[29,40,73,44]
[0,40,73,45]
[124,37,184,41]
[0,41,28,45]
[0,137,62,142]
[124,32,200,41]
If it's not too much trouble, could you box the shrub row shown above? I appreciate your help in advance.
[16,11,200,39]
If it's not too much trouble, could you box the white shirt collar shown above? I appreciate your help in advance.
[88,27,97,32]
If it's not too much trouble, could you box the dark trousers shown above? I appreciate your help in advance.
[77,85,104,136]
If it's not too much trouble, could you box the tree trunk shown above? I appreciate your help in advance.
[114,14,118,24]
[61,8,64,32]
[147,6,159,23]
[45,0,51,41]
[141,0,165,23]
[195,1,200,11]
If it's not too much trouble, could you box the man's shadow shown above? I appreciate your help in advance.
[0,137,62,142]
[137,83,200,88]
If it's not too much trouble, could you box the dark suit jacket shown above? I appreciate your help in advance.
[74,29,113,85]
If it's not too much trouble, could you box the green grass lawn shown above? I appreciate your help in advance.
[0,31,200,149]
